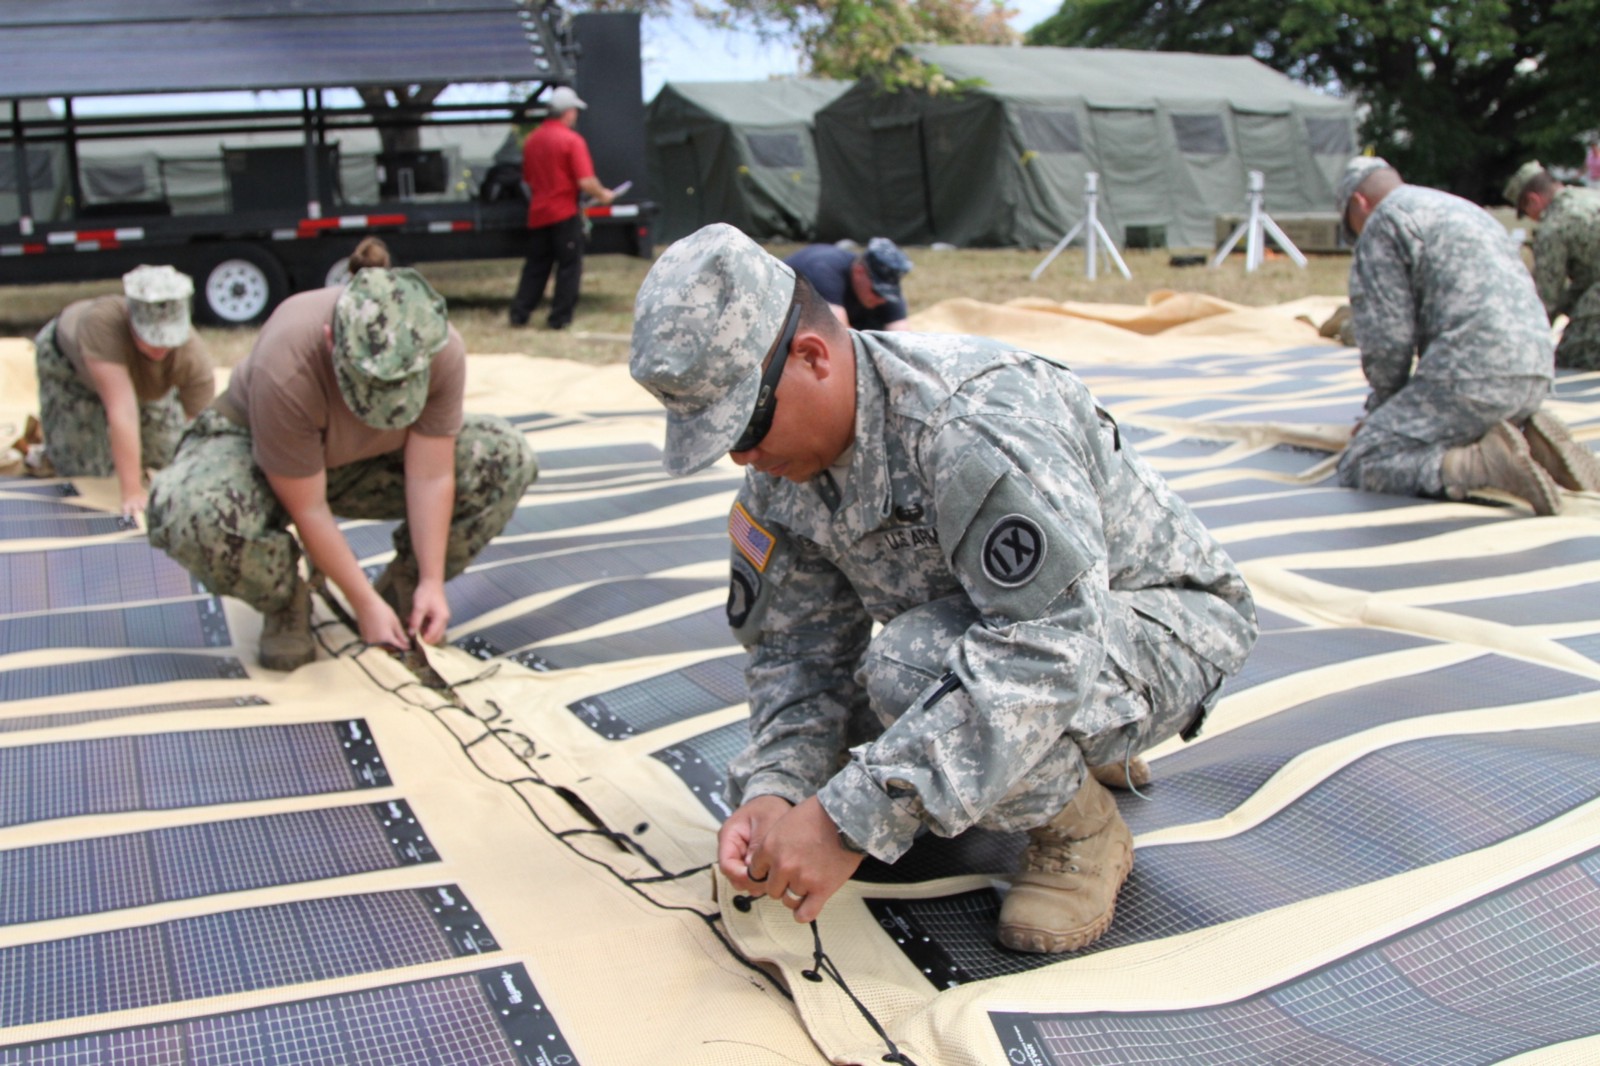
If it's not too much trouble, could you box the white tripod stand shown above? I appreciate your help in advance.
[1030,172,1132,282]
[1210,169,1308,271]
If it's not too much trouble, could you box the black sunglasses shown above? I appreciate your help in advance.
[729,297,802,454]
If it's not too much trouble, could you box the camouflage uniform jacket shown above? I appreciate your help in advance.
[1350,185,1553,415]
[1532,186,1600,325]
[726,331,1256,859]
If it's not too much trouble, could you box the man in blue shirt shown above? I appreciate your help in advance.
[784,237,912,332]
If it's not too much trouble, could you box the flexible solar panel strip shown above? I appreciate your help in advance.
[1224,626,1436,694]
[989,848,1600,1066]
[1559,633,1600,663]
[0,515,128,540]
[535,443,664,469]
[0,598,229,654]
[0,800,438,927]
[0,695,268,736]
[0,719,390,828]
[1213,401,1367,424]
[0,885,495,1028]
[0,498,104,518]
[1192,487,1423,526]
[470,514,726,568]
[523,604,736,671]
[455,576,721,661]
[0,479,78,497]
[652,719,749,821]
[1123,653,1600,836]
[566,653,746,739]
[443,532,725,626]
[341,479,740,560]
[1298,536,1600,591]
[0,964,573,1066]
[1174,477,1305,504]
[0,652,248,703]
[866,724,1600,984]
[1429,580,1600,626]
[1224,515,1508,562]
[0,544,202,614]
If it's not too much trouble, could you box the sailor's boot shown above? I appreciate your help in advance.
[258,581,314,671]
[998,772,1134,954]
[1522,410,1600,492]
[373,559,419,624]
[1441,421,1561,516]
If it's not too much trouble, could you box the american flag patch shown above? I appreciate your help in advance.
[729,502,776,571]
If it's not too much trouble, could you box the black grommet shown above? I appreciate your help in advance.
[732,895,753,913]
[634,822,648,835]
[801,969,823,983]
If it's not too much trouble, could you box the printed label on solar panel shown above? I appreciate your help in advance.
[0,964,579,1065]
[380,798,443,866]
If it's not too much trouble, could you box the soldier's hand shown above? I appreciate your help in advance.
[121,491,147,518]
[356,596,409,651]
[409,578,451,645]
[747,796,865,924]
[718,795,793,892]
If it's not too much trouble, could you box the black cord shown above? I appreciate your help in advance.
[801,921,921,1066]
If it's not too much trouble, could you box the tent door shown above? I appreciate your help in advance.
[654,129,703,239]
[867,115,934,242]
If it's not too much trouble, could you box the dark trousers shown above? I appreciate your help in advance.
[510,213,584,328]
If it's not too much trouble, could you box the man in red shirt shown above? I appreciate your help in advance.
[509,86,616,330]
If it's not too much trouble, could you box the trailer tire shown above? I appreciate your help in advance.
[196,245,288,326]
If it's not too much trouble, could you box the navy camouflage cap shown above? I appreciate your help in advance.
[1502,160,1545,215]
[331,267,449,430]
[123,265,194,348]
[1336,156,1392,244]
[630,223,796,476]
[862,236,911,301]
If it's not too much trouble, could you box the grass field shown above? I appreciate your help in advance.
[0,243,1354,369]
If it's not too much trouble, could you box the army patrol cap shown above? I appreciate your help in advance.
[331,266,449,430]
[1503,160,1546,216]
[630,223,796,476]
[1336,155,1392,243]
[122,265,194,348]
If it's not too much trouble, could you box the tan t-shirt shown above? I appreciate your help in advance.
[224,286,466,478]
[55,295,215,414]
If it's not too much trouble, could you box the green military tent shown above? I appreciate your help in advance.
[814,45,1358,249]
[646,78,851,244]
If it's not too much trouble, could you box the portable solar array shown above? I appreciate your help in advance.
[3,343,1600,1065]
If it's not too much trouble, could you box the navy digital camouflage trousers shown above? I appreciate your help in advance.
[34,319,186,477]
[839,592,1225,836]
[146,408,538,613]
[1339,375,1548,498]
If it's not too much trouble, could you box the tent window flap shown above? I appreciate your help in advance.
[1017,108,1082,154]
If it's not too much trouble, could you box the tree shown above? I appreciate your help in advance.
[1027,0,1598,204]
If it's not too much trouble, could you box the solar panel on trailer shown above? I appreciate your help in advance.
[0,2,571,99]
[0,801,438,927]
[989,849,1600,1065]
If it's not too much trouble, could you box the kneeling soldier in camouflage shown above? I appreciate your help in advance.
[147,267,537,671]
[629,224,1258,953]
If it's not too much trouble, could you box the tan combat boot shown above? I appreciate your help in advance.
[1441,421,1561,516]
[998,772,1134,954]
[258,581,314,671]
[373,561,419,623]
[1522,410,1600,492]
[1089,756,1151,791]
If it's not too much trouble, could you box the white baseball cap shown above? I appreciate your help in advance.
[547,86,587,113]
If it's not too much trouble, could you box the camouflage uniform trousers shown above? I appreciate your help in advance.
[146,407,538,614]
[33,318,187,477]
[1338,374,1549,498]
[1556,314,1600,371]
[837,592,1225,841]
